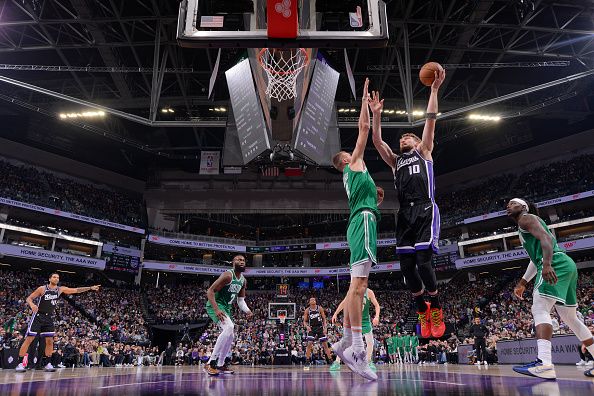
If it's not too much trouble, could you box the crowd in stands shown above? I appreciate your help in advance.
[2,264,594,369]
[437,154,594,226]
[0,158,143,226]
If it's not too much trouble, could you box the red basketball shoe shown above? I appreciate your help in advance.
[430,307,446,338]
[418,302,431,338]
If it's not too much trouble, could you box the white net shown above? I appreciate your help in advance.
[258,48,309,101]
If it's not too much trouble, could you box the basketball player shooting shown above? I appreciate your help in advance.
[370,68,447,339]
[205,255,252,376]
[507,198,594,380]
[16,273,100,373]
[302,297,333,369]
[331,78,379,381]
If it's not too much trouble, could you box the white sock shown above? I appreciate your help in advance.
[351,327,365,353]
[537,339,552,365]
[342,326,352,346]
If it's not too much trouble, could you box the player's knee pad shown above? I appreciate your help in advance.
[531,293,555,326]
[400,253,423,293]
[416,250,437,292]
[555,305,593,341]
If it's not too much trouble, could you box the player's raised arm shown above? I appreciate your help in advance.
[350,78,371,169]
[370,90,396,169]
[419,69,445,157]
[59,285,101,295]
[207,271,233,321]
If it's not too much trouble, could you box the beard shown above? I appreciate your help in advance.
[234,264,246,273]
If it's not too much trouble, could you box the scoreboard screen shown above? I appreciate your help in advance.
[276,284,289,299]
[103,244,141,274]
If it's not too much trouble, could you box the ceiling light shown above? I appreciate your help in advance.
[412,110,424,116]
[349,109,356,113]
[468,114,501,121]
[58,111,106,119]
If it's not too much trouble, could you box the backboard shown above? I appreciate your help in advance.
[177,0,389,48]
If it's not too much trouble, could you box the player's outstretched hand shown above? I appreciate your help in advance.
[369,91,384,114]
[372,317,380,326]
[91,285,101,291]
[331,315,338,325]
[431,69,446,91]
[513,283,525,300]
[246,310,253,318]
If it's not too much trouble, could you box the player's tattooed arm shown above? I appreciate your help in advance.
[60,285,101,295]
[518,214,557,285]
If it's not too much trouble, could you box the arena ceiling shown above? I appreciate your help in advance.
[0,0,592,179]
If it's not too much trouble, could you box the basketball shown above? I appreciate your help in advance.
[419,62,444,86]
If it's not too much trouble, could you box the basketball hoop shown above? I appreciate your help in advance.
[258,48,309,101]
[278,311,287,325]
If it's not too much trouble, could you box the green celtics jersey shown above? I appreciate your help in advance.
[393,336,403,348]
[403,335,411,349]
[411,335,419,347]
[386,337,394,351]
[205,270,245,313]
[518,215,564,268]
[343,164,379,222]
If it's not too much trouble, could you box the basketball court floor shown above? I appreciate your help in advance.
[1,365,592,395]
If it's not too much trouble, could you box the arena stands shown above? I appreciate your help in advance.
[0,159,143,227]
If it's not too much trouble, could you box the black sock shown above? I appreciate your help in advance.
[18,356,24,364]
[429,294,441,309]
[210,360,217,369]
[41,356,48,366]
[415,295,427,312]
